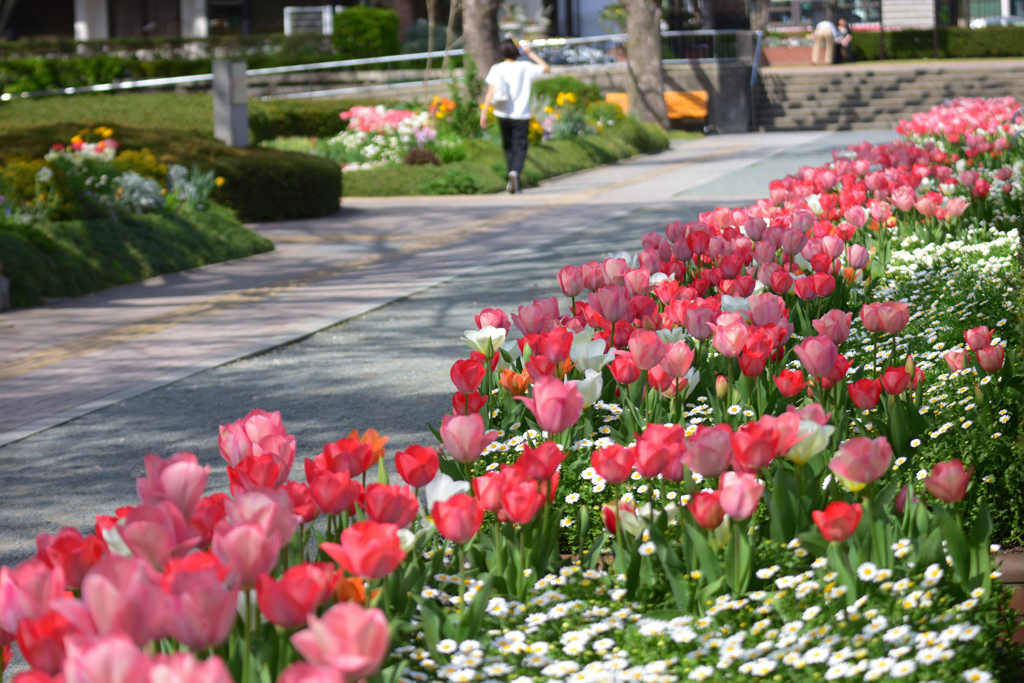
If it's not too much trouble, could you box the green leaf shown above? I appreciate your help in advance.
[583,532,607,570]
[649,523,691,610]
[827,542,857,600]
[625,542,642,598]
[768,467,797,544]
[684,524,722,582]
[457,576,493,641]
[968,500,993,550]
[724,522,752,595]
[377,457,389,485]
[934,506,971,588]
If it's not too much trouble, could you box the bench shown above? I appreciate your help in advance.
[605,90,709,121]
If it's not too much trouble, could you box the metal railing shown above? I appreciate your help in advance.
[0,30,760,102]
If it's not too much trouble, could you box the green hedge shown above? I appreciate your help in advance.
[0,124,341,222]
[249,99,386,142]
[332,7,401,60]
[852,26,1024,60]
[342,117,670,196]
[0,204,273,308]
[532,76,603,106]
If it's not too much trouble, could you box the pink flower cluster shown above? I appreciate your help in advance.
[339,105,417,134]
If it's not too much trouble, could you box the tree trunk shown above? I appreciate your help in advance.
[621,0,668,128]
[463,0,501,76]
[425,0,437,82]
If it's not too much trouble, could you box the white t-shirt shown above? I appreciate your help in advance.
[485,60,546,120]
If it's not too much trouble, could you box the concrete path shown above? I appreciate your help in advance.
[0,129,897,570]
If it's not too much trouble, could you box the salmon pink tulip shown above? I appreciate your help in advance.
[515,376,584,435]
[135,452,209,519]
[256,563,335,630]
[875,302,909,334]
[710,318,748,358]
[81,555,167,645]
[924,459,973,503]
[475,308,510,332]
[281,482,318,524]
[62,633,150,683]
[746,293,786,326]
[627,329,668,370]
[162,564,237,650]
[360,484,418,528]
[659,341,695,378]
[472,472,506,512]
[0,559,66,645]
[794,336,838,378]
[684,425,734,478]
[591,444,635,485]
[277,663,343,683]
[689,491,724,530]
[977,344,1005,373]
[217,410,295,483]
[501,481,545,524]
[812,310,853,345]
[310,437,373,478]
[859,302,881,333]
[846,244,869,269]
[35,529,103,590]
[432,493,484,544]
[812,501,862,542]
[226,454,286,495]
[307,469,363,516]
[718,472,763,521]
[212,522,283,590]
[635,424,684,478]
[439,413,499,463]
[963,325,992,351]
[117,502,200,570]
[730,422,778,472]
[290,602,389,680]
[608,355,640,385]
[828,436,893,492]
[558,265,584,298]
[147,652,233,683]
[395,445,439,488]
[322,521,406,580]
[879,366,911,395]
[516,442,566,481]
[944,349,969,372]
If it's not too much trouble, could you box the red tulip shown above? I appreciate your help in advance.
[81,555,167,645]
[516,442,566,481]
[683,424,734,478]
[774,369,809,397]
[394,445,439,488]
[472,472,506,512]
[16,611,77,674]
[307,469,363,516]
[793,276,818,301]
[147,652,233,683]
[432,493,484,544]
[290,602,389,680]
[963,325,992,351]
[924,459,974,503]
[591,444,635,485]
[608,355,640,385]
[689,491,724,530]
[282,482,319,524]
[875,302,909,334]
[439,413,499,463]
[450,359,486,394]
[536,328,574,365]
[828,436,893,492]
[135,452,209,518]
[731,421,779,472]
[977,344,1005,373]
[163,564,238,650]
[558,265,584,298]
[769,270,794,295]
[226,454,286,496]
[501,481,545,525]
[718,472,763,521]
[847,378,881,409]
[35,528,103,590]
[738,350,767,377]
[256,563,335,630]
[812,309,853,346]
[62,633,151,683]
[794,335,838,378]
[515,376,584,434]
[879,366,910,395]
[322,521,406,580]
[812,501,862,542]
[188,494,229,548]
[818,353,851,391]
[635,424,684,478]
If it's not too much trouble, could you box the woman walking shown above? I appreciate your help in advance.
[480,39,550,194]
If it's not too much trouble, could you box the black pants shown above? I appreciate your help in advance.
[498,117,529,175]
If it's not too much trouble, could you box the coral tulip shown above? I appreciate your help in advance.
[394,445,439,489]
[359,484,418,529]
[307,469,363,516]
[774,369,809,397]
[924,459,973,503]
[472,472,506,512]
[310,437,373,478]
[828,436,893,492]
[501,481,545,524]
[718,472,763,521]
[608,355,640,385]
[879,366,911,395]
[322,521,406,580]
[439,413,499,463]
[591,444,636,485]
[432,493,484,544]
[847,378,882,409]
[450,359,485,394]
[812,501,862,542]
[731,421,779,472]
[635,424,684,478]
[515,376,584,435]
[256,563,335,630]
[35,529,103,591]
[977,344,1005,373]
[794,335,838,378]
[16,611,77,675]
[689,491,724,530]
[282,482,319,524]
[627,329,668,370]
[290,602,389,680]
[516,442,566,481]
[135,452,209,519]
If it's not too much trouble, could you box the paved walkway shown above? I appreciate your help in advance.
[0,129,897,570]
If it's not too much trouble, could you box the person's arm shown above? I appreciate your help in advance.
[480,84,495,129]
[521,44,550,73]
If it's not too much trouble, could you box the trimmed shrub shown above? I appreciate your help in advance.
[249,98,386,142]
[532,76,603,107]
[332,7,401,60]
[851,25,1024,61]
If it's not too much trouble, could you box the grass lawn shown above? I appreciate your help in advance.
[0,204,273,308]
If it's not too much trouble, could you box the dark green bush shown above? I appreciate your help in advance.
[332,7,401,60]
[0,205,272,308]
[532,76,603,107]
[421,167,485,194]
[851,25,1024,61]
[249,99,385,142]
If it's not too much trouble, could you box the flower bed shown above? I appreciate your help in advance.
[0,97,1021,683]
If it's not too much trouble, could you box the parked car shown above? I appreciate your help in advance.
[969,15,1024,27]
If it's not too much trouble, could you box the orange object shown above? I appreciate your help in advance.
[604,90,709,120]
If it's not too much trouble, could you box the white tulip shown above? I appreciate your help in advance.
[578,369,604,408]
[656,328,686,344]
[425,472,469,509]
[721,295,750,313]
[786,420,836,465]
[462,326,506,354]
[573,339,615,372]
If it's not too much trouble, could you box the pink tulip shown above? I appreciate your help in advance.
[843,206,866,229]
[557,265,584,298]
[0,559,65,644]
[709,316,748,358]
[439,413,499,463]
[718,472,763,521]
[217,410,295,483]
[860,302,881,333]
[684,307,716,340]
[891,186,916,212]
[581,261,606,290]
[516,376,584,434]
[475,308,511,332]
[793,336,838,378]
[923,459,973,504]
[587,285,630,323]
[163,566,237,650]
[627,329,668,370]
[81,555,167,646]
[828,436,893,492]
[780,229,808,255]
[222,490,298,547]
[117,503,200,570]
[290,602,389,680]
[683,425,734,478]
[603,258,629,286]
[875,302,909,334]
[846,244,869,269]
[914,196,938,217]
[511,300,557,335]
[963,325,992,351]
[277,663,343,683]
[746,293,786,326]
[958,170,979,188]
[148,652,233,683]
[869,199,892,224]
[212,523,283,590]
[977,344,1005,373]
[62,634,151,683]
[812,310,853,346]
[135,452,209,519]
[659,341,695,378]
[945,196,968,218]
[944,349,968,372]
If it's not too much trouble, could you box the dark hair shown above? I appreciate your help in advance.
[499,39,520,61]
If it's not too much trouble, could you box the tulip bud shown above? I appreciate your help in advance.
[716,375,728,399]
[905,354,915,374]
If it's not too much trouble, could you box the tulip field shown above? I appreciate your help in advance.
[0,97,1022,683]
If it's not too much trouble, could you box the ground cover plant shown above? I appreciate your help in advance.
[0,97,1021,683]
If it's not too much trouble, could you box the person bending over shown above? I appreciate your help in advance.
[480,39,550,194]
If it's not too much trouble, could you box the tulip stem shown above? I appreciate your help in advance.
[493,517,504,575]
[243,589,253,683]
[457,546,467,608]
[277,627,289,675]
